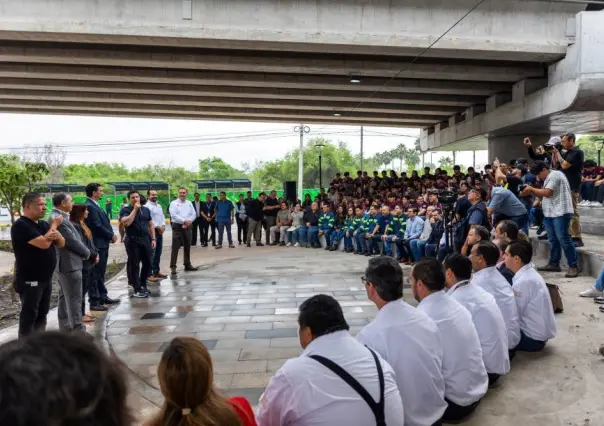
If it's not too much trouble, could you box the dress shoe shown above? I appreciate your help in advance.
[246,243,252,247]
[184,265,199,271]
[256,242,265,247]
[90,304,107,312]
[155,272,168,278]
[102,297,120,305]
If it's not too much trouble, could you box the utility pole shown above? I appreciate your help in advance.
[472,150,476,169]
[294,124,310,201]
[315,141,326,189]
[452,150,456,166]
[360,125,364,171]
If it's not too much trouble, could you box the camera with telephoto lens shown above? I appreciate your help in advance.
[518,184,528,193]
[430,189,457,207]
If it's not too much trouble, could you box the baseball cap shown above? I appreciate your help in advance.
[545,136,561,147]
[470,186,487,200]
[516,157,528,165]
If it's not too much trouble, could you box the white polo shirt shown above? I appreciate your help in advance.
[472,266,522,349]
[448,280,511,375]
[257,330,405,426]
[512,264,557,342]
[357,299,446,426]
[417,290,488,407]
[168,199,196,225]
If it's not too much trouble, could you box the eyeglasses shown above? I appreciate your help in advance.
[361,276,368,285]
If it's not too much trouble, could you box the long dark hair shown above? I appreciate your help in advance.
[70,203,92,240]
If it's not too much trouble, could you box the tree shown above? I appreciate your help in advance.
[393,144,408,171]
[198,157,247,180]
[577,135,604,163]
[22,144,66,184]
[0,155,48,223]
[438,156,454,168]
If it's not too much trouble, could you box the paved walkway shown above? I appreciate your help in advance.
[1,236,604,425]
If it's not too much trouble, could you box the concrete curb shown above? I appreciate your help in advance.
[530,236,603,278]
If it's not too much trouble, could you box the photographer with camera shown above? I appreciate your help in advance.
[520,161,579,278]
[523,137,552,168]
[487,185,529,234]
[551,133,585,247]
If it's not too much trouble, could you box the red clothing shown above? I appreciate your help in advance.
[229,396,258,426]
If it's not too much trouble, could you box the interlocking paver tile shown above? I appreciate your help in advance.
[140,312,188,320]
[213,360,267,375]
[239,348,302,361]
[269,337,300,348]
[214,338,272,350]
[231,372,273,389]
[204,316,252,324]
[127,325,177,335]
[224,323,273,331]
[245,328,297,339]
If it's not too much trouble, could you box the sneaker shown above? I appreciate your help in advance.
[90,304,107,312]
[579,287,603,298]
[132,291,149,299]
[228,244,235,248]
[279,242,286,246]
[246,243,251,247]
[286,242,292,247]
[565,268,580,278]
[538,234,548,240]
[215,245,223,249]
[590,201,603,208]
[573,239,585,248]
[293,242,299,247]
[579,200,590,207]
[536,263,562,272]
[536,226,544,236]
[256,242,264,247]
[324,245,330,251]
[270,242,278,246]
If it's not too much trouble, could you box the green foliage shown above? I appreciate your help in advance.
[576,135,604,162]
[0,155,49,223]
[199,157,247,180]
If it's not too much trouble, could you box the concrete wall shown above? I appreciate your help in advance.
[0,0,584,59]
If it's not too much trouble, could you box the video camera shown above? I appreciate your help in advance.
[429,189,457,207]
[544,136,563,152]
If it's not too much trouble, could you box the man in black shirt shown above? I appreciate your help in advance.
[120,190,156,298]
[246,192,265,247]
[263,190,280,245]
[553,132,585,247]
[11,192,65,338]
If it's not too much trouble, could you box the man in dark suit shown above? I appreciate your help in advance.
[191,192,203,246]
[200,193,216,247]
[85,183,120,311]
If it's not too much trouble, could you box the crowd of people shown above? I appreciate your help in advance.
[1,248,558,426]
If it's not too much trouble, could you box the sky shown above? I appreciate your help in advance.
[0,113,488,171]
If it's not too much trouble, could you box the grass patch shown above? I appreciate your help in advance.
[0,240,13,253]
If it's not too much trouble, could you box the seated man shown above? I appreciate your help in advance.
[504,240,557,352]
[359,205,381,256]
[444,254,511,384]
[579,160,604,206]
[354,207,370,255]
[270,201,292,246]
[424,209,444,259]
[397,207,424,263]
[410,205,433,261]
[470,241,522,352]
[413,258,488,422]
[358,256,447,426]
[318,203,335,248]
[461,224,490,257]
[367,205,392,256]
[492,237,514,285]
[302,202,320,248]
[257,294,405,425]
[382,205,405,258]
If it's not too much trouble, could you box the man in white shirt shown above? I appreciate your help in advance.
[470,241,522,352]
[168,187,198,277]
[412,258,488,422]
[257,294,405,426]
[504,240,557,351]
[444,254,510,384]
[145,190,167,280]
[357,256,446,426]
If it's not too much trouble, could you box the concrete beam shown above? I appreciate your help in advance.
[0,78,485,107]
[0,64,511,96]
[512,78,548,101]
[0,107,428,128]
[486,93,513,113]
[0,99,438,125]
[0,0,583,62]
[0,44,546,82]
[0,90,458,116]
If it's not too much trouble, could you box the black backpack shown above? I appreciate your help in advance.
[454,202,491,248]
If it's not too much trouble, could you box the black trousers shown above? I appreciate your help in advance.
[191,217,203,245]
[236,217,248,243]
[124,237,152,293]
[201,219,216,245]
[443,398,481,422]
[15,278,52,338]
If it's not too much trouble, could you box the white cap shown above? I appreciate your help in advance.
[545,136,561,146]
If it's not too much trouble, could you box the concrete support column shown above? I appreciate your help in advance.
[487,134,550,165]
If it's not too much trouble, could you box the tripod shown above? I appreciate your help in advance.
[441,203,457,255]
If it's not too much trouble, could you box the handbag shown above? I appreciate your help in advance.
[546,283,564,314]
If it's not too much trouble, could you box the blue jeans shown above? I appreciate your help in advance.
[530,206,544,228]
[330,230,345,246]
[367,234,383,254]
[321,229,333,246]
[307,226,319,246]
[291,227,306,244]
[580,181,596,201]
[151,232,163,275]
[425,243,438,258]
[515,330,546,352]
[395,239,412,260]
[438,246,448,262]
[382,235,397,256]
[410,239,427,261]
[543,214,578,268]
[595,265,604,291]
[509,213,529,235]
[356,232,368,253]
[217,221,233,245]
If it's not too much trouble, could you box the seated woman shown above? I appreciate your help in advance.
[145,337,257,426]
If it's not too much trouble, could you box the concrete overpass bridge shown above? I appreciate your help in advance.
[0,0,603,160]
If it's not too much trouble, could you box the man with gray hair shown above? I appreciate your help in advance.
[50,192,92,333]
